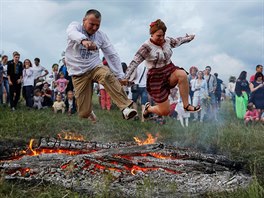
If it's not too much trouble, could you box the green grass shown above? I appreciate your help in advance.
[0,98,264,197]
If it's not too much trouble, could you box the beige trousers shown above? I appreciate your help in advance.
[72,65,132,118]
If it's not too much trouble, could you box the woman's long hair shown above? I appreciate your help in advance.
[238,71,247,80]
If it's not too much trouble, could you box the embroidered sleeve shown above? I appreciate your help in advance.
[125,44,150,79]
[168,36,192,48]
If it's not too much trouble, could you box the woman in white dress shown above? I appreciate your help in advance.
[191,71,208,122]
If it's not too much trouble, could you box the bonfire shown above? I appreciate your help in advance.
[0,132,251,197]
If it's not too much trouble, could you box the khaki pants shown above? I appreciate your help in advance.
[72,65,132,118]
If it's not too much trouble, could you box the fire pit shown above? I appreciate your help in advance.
[0,132,252,197]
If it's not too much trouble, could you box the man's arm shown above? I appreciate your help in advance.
[100,33,124,79]
[66,22,87,43]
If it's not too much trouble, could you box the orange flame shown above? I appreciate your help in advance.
[57,131,85,141]
[28,139,37,155]
[133,133,159,145]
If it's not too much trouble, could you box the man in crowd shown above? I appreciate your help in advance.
[32,57,49,86]
[250,64,263,82]
[204,66,217,121]
[7,51,23,110]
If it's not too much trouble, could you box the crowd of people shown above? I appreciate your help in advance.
[1,49,262,126]
[0,9,263,126]
[0,51,76,115]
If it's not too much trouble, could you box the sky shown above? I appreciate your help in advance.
[0,0,263,83]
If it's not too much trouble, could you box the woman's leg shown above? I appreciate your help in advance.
[145,99,170,116]
[169,70,198,111]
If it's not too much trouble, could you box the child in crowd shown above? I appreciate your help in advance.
[48,63,59,101]
[53,94,65,114]
[33,89,43,110]
[65,90,77,115]
[54,72,68,99]
[168,87,178,119]
[175,91,191,127]
[244,102,259,125]
[98,83,111,110]
[42,81,53,107]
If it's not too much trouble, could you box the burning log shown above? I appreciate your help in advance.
[38,137,137,150]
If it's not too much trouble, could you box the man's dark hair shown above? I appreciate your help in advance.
[256,64,263,70]
[34,57,40,62]
[85,9,101,18]
[205,65,211,70]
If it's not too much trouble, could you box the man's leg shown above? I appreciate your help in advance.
[9,85,15,109]
[92,66,137,119]
[72,72,93,119]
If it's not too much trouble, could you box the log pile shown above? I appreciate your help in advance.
[0,138,252,197]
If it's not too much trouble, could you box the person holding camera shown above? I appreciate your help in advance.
[130,64,148,122]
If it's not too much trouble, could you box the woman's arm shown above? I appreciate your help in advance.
[125,44,149,81]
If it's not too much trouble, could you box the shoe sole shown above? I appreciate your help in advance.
[125,110,138,120]
[143,102,151,119]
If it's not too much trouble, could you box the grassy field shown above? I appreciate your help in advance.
[0,98,264,198]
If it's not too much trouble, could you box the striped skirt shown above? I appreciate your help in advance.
[146,63,186,103]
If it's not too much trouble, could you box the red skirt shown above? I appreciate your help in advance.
[147,63,187,103]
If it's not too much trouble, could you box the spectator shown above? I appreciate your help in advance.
[22,59,34,108]
[1,55,9,104]
[42,81,53,107]
[7,51,23,111]
[227,76,236,112]
[131,63,148,122]
[175,92,191,127]
[53,94,65,114]
[121,62,129,96]
[191,71,208,122]
[249,72,264,112]
[244,102,259,125]
[59,57,73,93]
[32,57,49,86]
[188,66,198,103]
[65,9,137,122]
[235,71,250,119]
[204,66,217,121]
[33,89,43,110]
[214,73,225,109]
[249,64,263,83]
[65,90,77,115]
[168,87,178,119]
[98,58,112,111]
[99,83,111,110]
[47,63,59,101]
[54,72,68,99]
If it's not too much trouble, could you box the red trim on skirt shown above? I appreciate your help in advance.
[147,63,186,103]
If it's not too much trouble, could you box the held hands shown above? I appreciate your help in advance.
[119,79,129,86]
[81,40,97,50]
